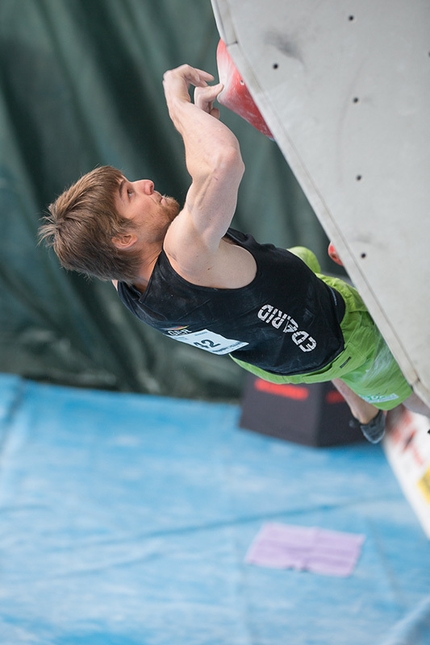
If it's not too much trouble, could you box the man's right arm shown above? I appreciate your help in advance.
[162,65,245,278]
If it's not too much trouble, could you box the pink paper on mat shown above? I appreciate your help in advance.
[245,523,365,577]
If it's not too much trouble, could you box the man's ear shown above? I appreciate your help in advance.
[112,233,138,250]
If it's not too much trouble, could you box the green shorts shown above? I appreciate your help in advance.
[231,247,412,410]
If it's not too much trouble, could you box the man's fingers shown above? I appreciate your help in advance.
[191,66,215,85]
[163,64,214,89]
[194,82,224,109]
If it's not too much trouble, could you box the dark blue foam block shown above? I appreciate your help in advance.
[0,374,429,645]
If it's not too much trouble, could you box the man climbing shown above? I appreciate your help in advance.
[39,64,430,443]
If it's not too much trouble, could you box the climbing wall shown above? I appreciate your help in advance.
[211,0,430,406]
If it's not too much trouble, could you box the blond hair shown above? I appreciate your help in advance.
[39,166,142,282]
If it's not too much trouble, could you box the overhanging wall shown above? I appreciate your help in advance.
[212,0,430,405]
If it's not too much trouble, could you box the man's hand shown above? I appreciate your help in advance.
[163,64,214,108]
[163,64,223,120]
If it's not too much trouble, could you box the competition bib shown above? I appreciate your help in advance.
[166,329,248,355]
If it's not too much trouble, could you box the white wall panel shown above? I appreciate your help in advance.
[212,0,430,405]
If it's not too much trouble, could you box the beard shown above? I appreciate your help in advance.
[162,195,181,223]
[145,195,181,244]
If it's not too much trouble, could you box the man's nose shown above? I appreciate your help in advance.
[134,180,154,194]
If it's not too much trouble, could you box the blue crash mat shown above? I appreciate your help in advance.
[0,373,429,645]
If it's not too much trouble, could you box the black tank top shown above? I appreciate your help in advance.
[117,229,345,376]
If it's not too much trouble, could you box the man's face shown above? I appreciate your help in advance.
[115,176,180,236]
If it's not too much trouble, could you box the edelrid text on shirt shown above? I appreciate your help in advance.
[258,304,317,352]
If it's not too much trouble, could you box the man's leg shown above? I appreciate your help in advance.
[332,378,379,423]
[332,378,386,443]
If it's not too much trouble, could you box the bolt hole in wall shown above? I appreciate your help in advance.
[273,63,279,69]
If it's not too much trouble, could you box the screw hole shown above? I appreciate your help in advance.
[361,253,367,259]
[273,63,279,69]
[356,175,362,181]
[239,79,244,85]
[348,15,355,21]
[353,97,359,103]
